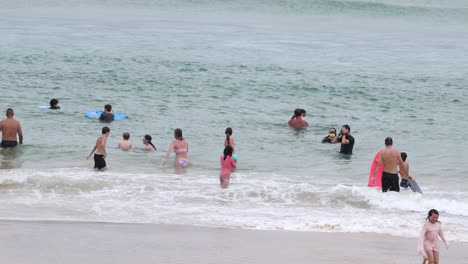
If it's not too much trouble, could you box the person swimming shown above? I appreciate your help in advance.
[322,127,337,143]
[99,104,114,122]
[288,108,308,128]
[49,99,60,109]
[118,132,132,151]
[143,134,157,151]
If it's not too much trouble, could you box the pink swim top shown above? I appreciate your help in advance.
[175,148,187,154]
[220,155,236,179]
[417,221,448,252]
[174,140,188,154]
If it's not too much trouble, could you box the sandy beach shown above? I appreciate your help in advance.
[0,219,465,264]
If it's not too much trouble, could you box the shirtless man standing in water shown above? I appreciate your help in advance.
[372,137,407,192]
[87,127,110,170]
[0,108,23,148]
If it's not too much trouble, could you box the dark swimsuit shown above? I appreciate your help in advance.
[1,140,18,148]
[400,179,410,188]
[99,112,114,122]
[94,154,106,170]
[382,171,400,192]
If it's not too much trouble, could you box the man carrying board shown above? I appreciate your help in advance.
[372,137,407,192]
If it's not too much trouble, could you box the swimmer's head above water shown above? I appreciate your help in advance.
[143,134,157,150]
[49,99,60,109]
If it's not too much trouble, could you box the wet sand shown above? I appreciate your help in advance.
[1,219,465,264]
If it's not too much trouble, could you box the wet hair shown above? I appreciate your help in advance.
[426,209,440,222]
[291,108,302,119]
[329,127,337,134]
[49,99,59,109]
[401,152,407,161]
[104,104,112,112]
[342,124,351,133]
[144,134,157,150]
[300,109,306,116]
[385,137,393,146]
[225,127,233,146]
[102,127,110,134]
[223,145,233,160]
[174,128,183,140]
[123,132,130,140]
[6,108,14,116]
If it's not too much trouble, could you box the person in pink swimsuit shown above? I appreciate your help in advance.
[219,146,236,189]
[162,128,189,169]
[418,209,449,264]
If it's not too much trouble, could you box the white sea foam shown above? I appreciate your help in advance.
[1,168,467,242]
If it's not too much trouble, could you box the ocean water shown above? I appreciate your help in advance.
[1,0,468,241]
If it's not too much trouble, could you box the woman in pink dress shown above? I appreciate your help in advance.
[418,209,449,264]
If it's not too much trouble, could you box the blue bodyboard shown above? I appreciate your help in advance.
[85,110,128,120]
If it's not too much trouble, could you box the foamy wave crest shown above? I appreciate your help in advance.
[1,169,468,242]
[0,168,115,193]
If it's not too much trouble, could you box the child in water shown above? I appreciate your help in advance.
[399,152,412,189]
[118,132,132,150]
[224,127,237,162]
[143,135,157,151]
[418,209,448,264]
[219,146,236,189]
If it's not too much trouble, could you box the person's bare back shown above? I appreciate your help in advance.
[399,160,410,179]
[379,148,401,174]
[0,108,23,144]
[373,137,407,192]
[118,140,132,151]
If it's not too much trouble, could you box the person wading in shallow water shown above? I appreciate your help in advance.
[0,108,23,148]
[372,137,407,192]
[87,127,110,170]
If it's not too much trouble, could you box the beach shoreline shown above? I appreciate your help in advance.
[1,219,466,264]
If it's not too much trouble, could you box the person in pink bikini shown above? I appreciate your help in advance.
[161,128,189,168]
[219,146,236,189]
[418,209,449,264]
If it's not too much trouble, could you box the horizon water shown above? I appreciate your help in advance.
[1,0,468,242]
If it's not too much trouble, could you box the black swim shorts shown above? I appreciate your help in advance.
[1,140,18,148]
[94,154,106,170]
[382,171,400,192]
[400,179,410,189]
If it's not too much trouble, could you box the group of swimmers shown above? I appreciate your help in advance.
[289,108,415,193]
[0,104,452,262]
[88,125,237,188]
[0,100,240,189]
[289,109,355,155]
[287,109,449,264]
